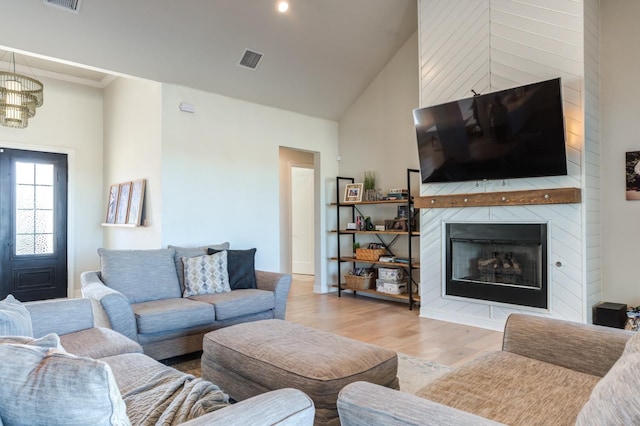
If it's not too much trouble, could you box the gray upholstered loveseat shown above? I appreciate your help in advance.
[0,296,314,425]
[338,314,637,425]
[81,244,292,360]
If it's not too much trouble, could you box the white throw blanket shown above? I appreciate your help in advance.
[122,369,230,425]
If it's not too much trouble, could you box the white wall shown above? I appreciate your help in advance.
[337,31,420,263]
[339,31,420,192]
[601,0,640,306]
[160,84,339,290]
[417,0,596,329]
[0,76,104,297]
[102,77,163,249]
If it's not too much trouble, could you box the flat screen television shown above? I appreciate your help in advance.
[413,78,568,184]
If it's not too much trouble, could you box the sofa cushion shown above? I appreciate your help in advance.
[0,340,129,425]
[189,289,275,321]
[183,252,231,297]
[169,243,230,291]
[208,248,257,290]
[98,248,181,303]
[416,351,600,425]
[0,294,33,337]
[132,298,215,334]
[576,352,640,425]
[59,327,143,359]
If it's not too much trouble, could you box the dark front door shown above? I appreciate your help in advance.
[0,148,68,301]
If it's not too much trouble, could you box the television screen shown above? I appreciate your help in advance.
[413,78,567,184]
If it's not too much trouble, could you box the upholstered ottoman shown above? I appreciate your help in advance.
[201,319,398,426]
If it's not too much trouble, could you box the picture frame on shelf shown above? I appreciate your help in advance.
[344,183,363,203]
[385,218,408,231]
[126,179,146,226]
[115,182,132,224]
[105,184,119,224]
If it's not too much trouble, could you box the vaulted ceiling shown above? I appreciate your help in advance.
[0,1,417,120]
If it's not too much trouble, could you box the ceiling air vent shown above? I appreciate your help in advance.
[43,0,81,13]
[238,49,263,70]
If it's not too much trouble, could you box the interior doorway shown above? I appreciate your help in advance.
[278,147,317,277]
[291,166,314,275]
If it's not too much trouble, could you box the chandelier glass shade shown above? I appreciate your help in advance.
[0,55,44,129]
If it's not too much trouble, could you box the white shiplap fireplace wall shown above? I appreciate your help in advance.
[417,0,601,330]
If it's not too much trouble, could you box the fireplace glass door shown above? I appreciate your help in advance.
[450,239,542,290]
[445,223,548,309]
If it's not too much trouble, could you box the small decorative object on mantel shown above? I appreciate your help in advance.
[103,179,147,226]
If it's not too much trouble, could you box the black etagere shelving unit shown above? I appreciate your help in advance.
[331,168,420,310]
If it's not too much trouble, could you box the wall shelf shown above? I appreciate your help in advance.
[101,223,140,228]
[414,187,581,209]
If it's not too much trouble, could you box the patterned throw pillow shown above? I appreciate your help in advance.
[182,252,231,297]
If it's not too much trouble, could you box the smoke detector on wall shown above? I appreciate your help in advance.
[43,0,81,13]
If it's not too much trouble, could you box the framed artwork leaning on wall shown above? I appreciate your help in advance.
[127,179,146,226]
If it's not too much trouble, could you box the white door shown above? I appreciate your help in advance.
[291,166,314,275]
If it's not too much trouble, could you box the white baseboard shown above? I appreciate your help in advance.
[420,309,505,332]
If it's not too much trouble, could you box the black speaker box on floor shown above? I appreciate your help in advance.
[592,302,627,329]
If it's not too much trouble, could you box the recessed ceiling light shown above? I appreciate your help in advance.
[277,1,289,13]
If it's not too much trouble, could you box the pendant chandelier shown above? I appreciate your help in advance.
[0,52,44,129]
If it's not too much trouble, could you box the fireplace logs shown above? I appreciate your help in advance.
[477,252,522,277]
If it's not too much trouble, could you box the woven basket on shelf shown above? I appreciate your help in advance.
[344,274,375,290]
[355,248,386,261]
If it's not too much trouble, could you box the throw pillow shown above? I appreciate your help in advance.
[98,248,181,304]
[576,352,640,425]
[183,252,231,297]
[169,243,230,291]
[207,248,257,290]
[0,333,63,350]
[0,294,33,337]
[623,331,640,356]
[0,343,130,425]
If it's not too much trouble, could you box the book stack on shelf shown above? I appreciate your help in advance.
[384,188,408,200]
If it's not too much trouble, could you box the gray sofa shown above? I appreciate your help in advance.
[81,245,291,359]
[0,296,315,425]
[338,314,638,425]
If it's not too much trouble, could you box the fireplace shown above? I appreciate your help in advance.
[445,223,548,309]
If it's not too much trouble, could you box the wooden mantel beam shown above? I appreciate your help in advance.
[414,187,581,209]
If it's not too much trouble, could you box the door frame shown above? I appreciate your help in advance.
[0,141,76,298]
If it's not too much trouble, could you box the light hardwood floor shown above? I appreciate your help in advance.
[285,275,503,368]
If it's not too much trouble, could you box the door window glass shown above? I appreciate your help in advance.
[15,162,54,255]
